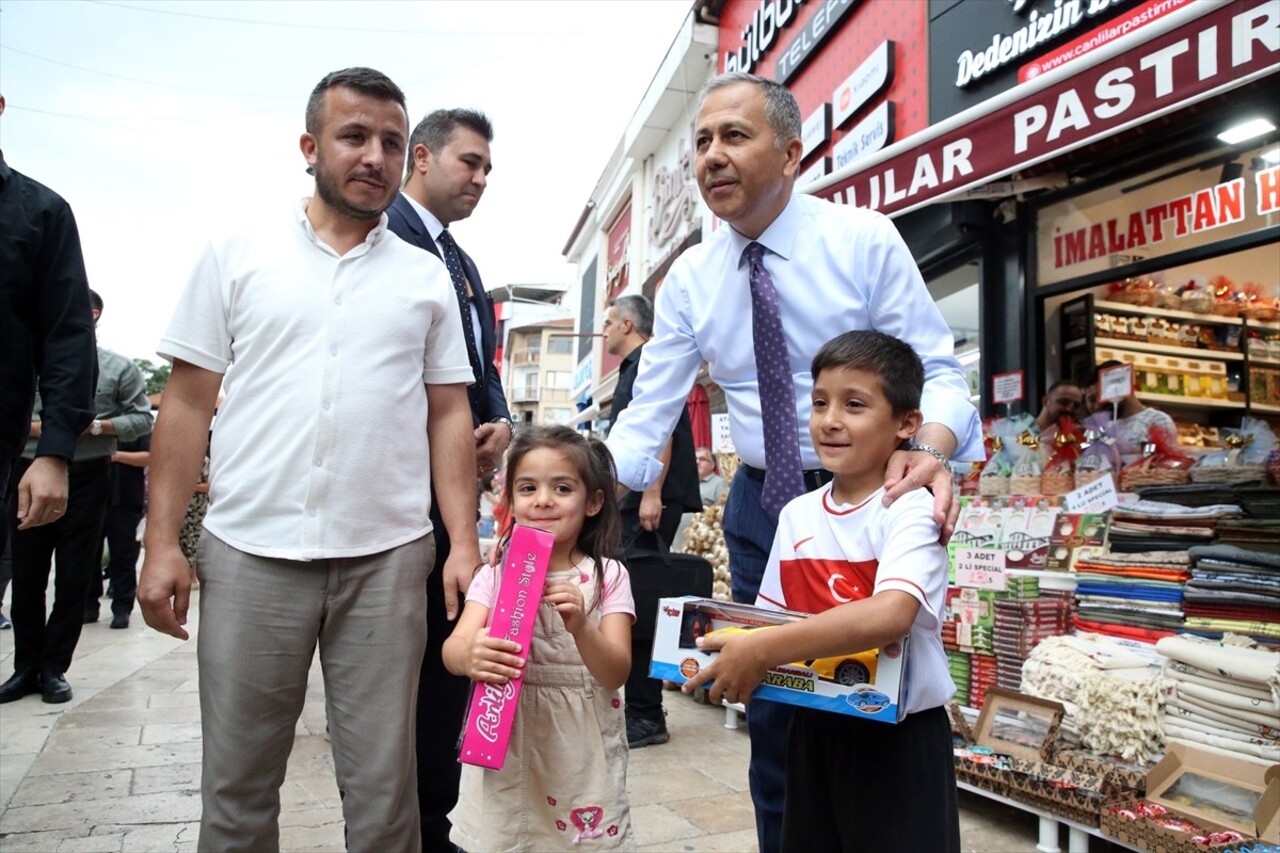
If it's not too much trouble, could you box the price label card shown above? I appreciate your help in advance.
[1098,362,1133,404]
[953,547,1007,591]
[712,413,735,454]
[1064,475,1119,513]
[992,370,1025,405]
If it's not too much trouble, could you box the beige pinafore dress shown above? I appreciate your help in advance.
[450,566,637,852]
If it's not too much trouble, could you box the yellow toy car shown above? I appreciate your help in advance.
[704,625,879,686]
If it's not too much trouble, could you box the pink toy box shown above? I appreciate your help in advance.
[458,524,555,770]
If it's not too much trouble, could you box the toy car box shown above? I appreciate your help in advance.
[649,596,908,723]
[1101,743,1279,851]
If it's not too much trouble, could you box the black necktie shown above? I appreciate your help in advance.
[437,229,484,407]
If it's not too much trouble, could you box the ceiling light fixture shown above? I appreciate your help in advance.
[1261,146,1280,165]
[1217,118,1276,145]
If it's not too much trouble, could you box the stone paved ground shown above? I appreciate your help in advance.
[1,585,1126,851]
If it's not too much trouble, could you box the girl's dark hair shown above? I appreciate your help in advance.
[498,425,621,610]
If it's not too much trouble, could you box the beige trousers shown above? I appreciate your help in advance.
[195,532,433,852]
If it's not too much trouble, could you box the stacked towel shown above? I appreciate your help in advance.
[1021,633,1163,763]
[1182,544,1280,640]
[1156,634,1280,766]
[1073,551,1191,636]
[1106,502,1243,553]
[992,594,1072,691]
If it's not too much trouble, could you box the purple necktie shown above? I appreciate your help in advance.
[745,241,805,516]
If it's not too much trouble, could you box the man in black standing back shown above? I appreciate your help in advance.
[604,293,701,748]
[386,107,512,852]
[0,91,98,701]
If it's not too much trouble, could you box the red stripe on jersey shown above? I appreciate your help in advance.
[779,557,879,614]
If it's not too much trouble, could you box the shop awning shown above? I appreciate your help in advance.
[806,0,1280,217]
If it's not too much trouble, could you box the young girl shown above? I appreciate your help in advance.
[444,425,637,852]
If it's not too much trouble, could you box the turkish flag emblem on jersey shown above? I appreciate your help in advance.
[778,557,879,614]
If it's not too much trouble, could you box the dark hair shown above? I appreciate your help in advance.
[810,330,924,416]
[88,289,103,313]
[607,294,653,338]
[697,72,801,147]
[1090,360,1124,386]
[405,108,493,178]
[305,67,407,135]
[1046,378,1082,395]
[498,425,621,611]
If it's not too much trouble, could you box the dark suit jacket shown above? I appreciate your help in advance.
[386,192,510,427]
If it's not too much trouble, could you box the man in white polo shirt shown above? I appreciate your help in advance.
[137,67,479,851]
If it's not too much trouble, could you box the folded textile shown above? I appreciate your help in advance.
[1075,550,1193,568]
[1163,726,1280,762]
[1155,634,1280,685]
[1163,714,1278,746]
[1077,610,1186,631]
[1161,678,1280,715]
[1075,584,1184,602]
[1165,691,1280,731]
[1113,501,1244,520]
[1163,666,1275,703]
[1182,603,1280,623]
[1182,617,1280,639]
[1183,585,1280,602]
[1165,735,1278,766]
[1073,616,1177,643]
[1189,543,1280,570]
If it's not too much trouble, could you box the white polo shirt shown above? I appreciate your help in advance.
[159,200,473,560]
[756,485,955,715]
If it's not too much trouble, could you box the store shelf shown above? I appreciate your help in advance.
[1134,391,1246,409]
[955,781,1132,853]
[1248,317,1280,331]
[1095,338,1244,361]
[1251,402,1280,414]
[1249,355,1280,367]
[1093,299,1244,325]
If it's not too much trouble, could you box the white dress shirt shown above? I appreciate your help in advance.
[606,194,983,491]
[401,192,483,351]
[158,200,473,560]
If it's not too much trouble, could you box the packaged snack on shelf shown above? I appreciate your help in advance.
[1210,275,1243,317]
[1152,275,1182,310]
[1044,513,1110,571]
[1076,414,1120,490]
[1189,417,1277,485]
[1240,283,1278,321]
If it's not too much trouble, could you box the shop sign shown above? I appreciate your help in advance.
[831,101,894,171]
[954,0,1144,89]
[649,139,697,250]
[713,413,736,454]
[801,103,832,160]
[723,0,806,75]
[1019,0,1195,82]
[606,204,631,295]
[813,0,1280,217]
[775,0,859,83]
[1064,474,1119,513]
[1051,177,1253,271]
[832,40,894,128]
[797,156,831,189]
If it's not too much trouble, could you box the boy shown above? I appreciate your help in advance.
[682,330,960,853]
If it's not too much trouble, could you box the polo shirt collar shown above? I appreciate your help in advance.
[730,194,801,267]
[0,151,11,189]
[294,197,390,257]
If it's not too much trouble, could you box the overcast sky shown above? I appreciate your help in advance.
[1,0,692,361]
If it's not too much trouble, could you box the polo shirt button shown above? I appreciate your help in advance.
[314,458,323,467]
[307,508,317,517]
[330,346,338,356]
[334,295,342,305]
[322,401,331,411]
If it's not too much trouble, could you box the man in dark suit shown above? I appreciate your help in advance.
[386,108,512,853]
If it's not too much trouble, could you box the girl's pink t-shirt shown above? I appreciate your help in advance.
[466,555,636,621]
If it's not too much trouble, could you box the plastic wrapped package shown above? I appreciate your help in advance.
[1119,425,1196,491]
[1189,417,1277,485]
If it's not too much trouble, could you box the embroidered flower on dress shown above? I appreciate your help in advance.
[547,796,557,806]
[556,820,567,831]
[611,698,621,709]
[607,825,619,837]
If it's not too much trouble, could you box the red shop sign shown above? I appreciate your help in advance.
[809,0,1280,217]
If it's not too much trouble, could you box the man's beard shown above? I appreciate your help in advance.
[313,158,388,221]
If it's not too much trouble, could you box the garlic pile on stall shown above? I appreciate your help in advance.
[679,503,731,600]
